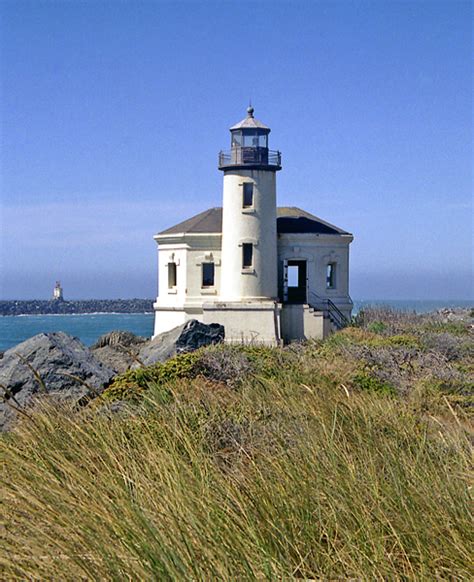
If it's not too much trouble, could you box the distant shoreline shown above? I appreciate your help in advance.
[0,299,154,317]
[2,312,155,318]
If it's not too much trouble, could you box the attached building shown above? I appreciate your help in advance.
[153,108,353,344]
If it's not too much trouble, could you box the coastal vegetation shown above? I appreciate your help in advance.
[2,308,473,579]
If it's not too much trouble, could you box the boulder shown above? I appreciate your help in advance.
[91,331,148,374]
[0,332,114,431]
[135,320,224,367]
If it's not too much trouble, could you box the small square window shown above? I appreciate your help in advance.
[243,183,253,208]
[202,263,215,287]
[242,243,253,268]
[326,263,336,289]
[168,262,177,288]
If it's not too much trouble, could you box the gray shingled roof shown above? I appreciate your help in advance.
[157,207,350,236]
[229,107,270,131]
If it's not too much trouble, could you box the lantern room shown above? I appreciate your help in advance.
[218,106,281,171]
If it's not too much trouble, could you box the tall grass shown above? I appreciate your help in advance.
[2,370,472,580]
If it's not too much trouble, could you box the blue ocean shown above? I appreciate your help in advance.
[0,300,472,352]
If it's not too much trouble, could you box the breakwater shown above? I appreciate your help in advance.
[0,299,154,316]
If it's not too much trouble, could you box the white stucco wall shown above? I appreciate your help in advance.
[153,220,353,339]
[278,233,353,319]
[153,234,222,337]
[220,170,278,300]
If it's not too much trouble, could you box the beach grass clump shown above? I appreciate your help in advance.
[2,376,472,580]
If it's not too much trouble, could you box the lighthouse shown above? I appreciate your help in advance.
[219,106,281,301]
[153,107,353,344]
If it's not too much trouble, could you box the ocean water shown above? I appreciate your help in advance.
[0,300,472,352]
[0,313,155,352]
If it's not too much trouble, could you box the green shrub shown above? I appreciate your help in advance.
[352,371,396,396]
[367,320,387,334]
[422,321,469,336]
[385,334,420,348]
[102,351,201,402]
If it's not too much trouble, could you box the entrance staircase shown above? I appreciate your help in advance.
[308,292,350,331]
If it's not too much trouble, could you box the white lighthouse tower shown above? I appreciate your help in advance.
[219,106,280,300]
[201,107,283,344]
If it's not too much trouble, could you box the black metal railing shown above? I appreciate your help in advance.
[308,291,350,330]
[219,147,281,169]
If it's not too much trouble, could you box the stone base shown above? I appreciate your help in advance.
[280,304,329,342]
[202,301,281,346]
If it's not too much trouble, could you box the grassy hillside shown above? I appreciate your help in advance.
[2,309,473,579]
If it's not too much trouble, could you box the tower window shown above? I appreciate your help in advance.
[243,183,253,208]
[326,263,336,289]
[202,262,215,287]
[168,262,177,288]
[242,243,253,268]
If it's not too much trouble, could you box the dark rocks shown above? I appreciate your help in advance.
[0,332,114,431]
[176,320,225,353]
[91,331,148,374]
[0,322,225,431]
[135,320,225,367]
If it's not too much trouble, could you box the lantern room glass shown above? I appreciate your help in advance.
[231,131,268,149]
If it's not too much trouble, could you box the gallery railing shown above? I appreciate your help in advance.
[218,147,281,169]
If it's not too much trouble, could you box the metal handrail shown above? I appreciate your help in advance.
[218,147,281,168]
[308,291,349,330]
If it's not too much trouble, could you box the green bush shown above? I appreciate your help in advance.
[352,371,397,396]
[367,320,387,334]
[422,321,469,336]
[102,351,201,402]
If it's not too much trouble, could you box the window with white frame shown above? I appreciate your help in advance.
[242,243,253,268]
[202,262,215,287]
[168,262,177,288]
[326,263,336,289]
[243,182,254,208]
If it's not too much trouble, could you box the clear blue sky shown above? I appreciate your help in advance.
[1,0,472,300]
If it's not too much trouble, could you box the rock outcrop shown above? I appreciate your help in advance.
[0,322,225,431]
[135,320,225,367]
[0,332,114,431]
[91,331,148,374]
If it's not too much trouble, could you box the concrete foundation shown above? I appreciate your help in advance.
[280,304,330,342]
[202,301,281,345]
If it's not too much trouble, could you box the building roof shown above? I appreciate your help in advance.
[229,106,271,131]
[158,206,350,236]
[159,208,223,235]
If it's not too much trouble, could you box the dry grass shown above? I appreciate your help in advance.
[1,309,473,580]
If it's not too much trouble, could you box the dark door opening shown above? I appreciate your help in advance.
[285,260,307,303]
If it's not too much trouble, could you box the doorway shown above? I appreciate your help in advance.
[283,259,307,303]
